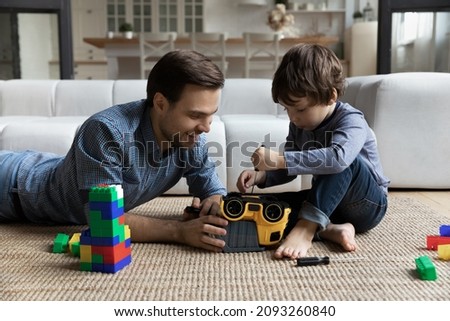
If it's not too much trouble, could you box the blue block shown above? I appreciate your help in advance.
[440,225,450,237]
[89,200,124,220]
[80,233,122,246]
[79,229,92,244]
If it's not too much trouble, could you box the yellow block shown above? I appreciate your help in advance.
[80,244,92,263]
[437,244,450,260]
[69,233,81,254]
[125,225,131,239]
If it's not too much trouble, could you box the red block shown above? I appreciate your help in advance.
[91,241,131,264]
[426,235,450,250]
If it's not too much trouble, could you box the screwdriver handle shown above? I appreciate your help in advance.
[297,256,330,266]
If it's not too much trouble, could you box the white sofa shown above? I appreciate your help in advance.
[340,72,450,189]
[1,73,449,193]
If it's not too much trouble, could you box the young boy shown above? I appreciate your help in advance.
[236,44,390,259]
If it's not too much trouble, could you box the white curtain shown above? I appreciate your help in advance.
[391,12,435,72]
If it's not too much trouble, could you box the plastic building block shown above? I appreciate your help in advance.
[439,225,450,237]
[437,244,450,260]
[426,235,450,250]
[415,255,437,281]
[53,233,70,253]
[78,184,131,273]
[69,233,81,257]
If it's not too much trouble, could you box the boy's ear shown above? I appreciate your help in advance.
[328,88,338,105]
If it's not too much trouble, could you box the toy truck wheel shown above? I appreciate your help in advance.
[263,203,283,222]
[223,198,245,219]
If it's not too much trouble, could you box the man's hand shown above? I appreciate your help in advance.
[252,147,286,171]
[178,215,228,252]
[183,195,222,220]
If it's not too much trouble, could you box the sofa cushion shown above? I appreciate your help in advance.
[219,78,278,115]
[0,80,57,116]
[54,80,114,116]
[350,72,450,188]
[0,116,88,155]
[113,80,147,105]
[0,116,48,132]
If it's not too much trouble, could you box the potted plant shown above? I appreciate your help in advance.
[353,11,364,23]
[119,22,133,39]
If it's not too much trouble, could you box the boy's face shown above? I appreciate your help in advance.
[280,96,335,131]
[154,84,220,149]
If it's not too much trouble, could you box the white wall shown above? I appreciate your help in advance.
[203,0,272,37]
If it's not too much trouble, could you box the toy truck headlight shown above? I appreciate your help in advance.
[223,197,245,220]
[263,203,284,222]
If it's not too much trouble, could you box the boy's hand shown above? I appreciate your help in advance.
[252,147,286,171]
[236,169,266,193]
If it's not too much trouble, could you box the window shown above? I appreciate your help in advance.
[184,0,203,32]
[107,0,127,32]
[107,0,203,33]
[133,0,152,32]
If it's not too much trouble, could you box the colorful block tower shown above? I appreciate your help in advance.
[79,184,131,273]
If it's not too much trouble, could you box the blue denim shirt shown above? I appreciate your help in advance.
[14,99,226,224]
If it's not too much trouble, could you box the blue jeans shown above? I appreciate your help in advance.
[276,155,388,234]
[0,150,25,221]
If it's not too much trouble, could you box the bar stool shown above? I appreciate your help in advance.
[243,32,283,78]
[139,32,177,79]
[189,32,229,76]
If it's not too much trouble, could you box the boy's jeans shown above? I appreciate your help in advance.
[276,155,388,234]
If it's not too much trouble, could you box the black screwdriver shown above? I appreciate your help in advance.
[251,144,265,194]
[297,256,330,266]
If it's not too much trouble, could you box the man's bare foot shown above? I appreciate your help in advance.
[318,223,357,252]
[273,220,318,260]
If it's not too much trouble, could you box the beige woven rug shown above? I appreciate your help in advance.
[1,196,449,301]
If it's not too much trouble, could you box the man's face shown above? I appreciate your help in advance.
[158,84,220,149]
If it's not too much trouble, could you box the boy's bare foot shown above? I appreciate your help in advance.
[273,220,318,260]
[318,223,357,252]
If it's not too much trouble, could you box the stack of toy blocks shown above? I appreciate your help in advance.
[79,184,131,273]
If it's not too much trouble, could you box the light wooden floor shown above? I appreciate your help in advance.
[389,190,450,218]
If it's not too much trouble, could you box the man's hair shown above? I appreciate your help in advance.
[272,44,345,106]
[146,49,224,107]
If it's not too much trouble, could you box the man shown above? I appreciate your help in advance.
[0,50,229,252]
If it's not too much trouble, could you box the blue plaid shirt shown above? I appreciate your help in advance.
[16,99,226,224]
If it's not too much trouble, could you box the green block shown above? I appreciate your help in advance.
[71,242,80,257]
[92,253,103,264]
[80,262,92,271]
[53,233,70,253]
[88,185,121,202]
[89,211,126,238]
[415,255,437,281]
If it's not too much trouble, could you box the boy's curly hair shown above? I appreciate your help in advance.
[272,44,345,106]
